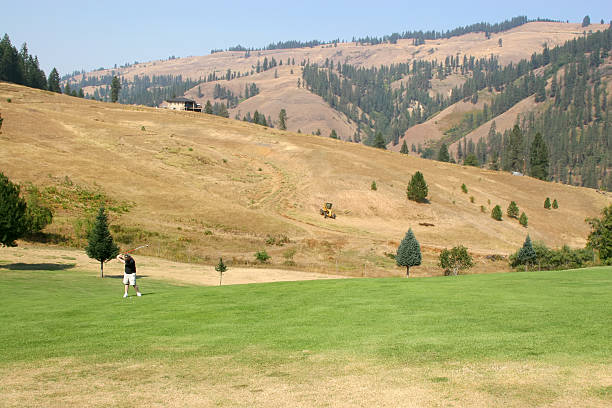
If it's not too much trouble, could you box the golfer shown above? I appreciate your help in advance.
[117,253,142,298]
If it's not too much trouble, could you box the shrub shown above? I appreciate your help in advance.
[507,201,519,219]
[510,240,594,270]
[552,199,558,209]
[371,181,377,191]
[480,205,486,213]
[519,212,528,227]
[544,197,551,209]
[439,245,473,276]
[491,205,502,221]
[461,183,468,193]
[470,196,475,203]
[586,204,612,262]
[255,250,270,263]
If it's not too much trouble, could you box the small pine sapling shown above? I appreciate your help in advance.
[395,229,422,277]
[552,199,558,209]
[407,171,428,202]
[544,197,551,209]
[491,205,502,221]
[461,183,468,194]
[507,201,519,219]
[517,235,537,271]
[519,212,528,227]
[255,250,270,263]
[215,257,227,285]
[371,181,377,191]
[85,206,119,278]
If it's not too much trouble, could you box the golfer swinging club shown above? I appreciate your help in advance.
[117,253,142,298]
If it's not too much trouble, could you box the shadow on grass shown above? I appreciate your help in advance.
[104,274,149,279]
[23,232,70,245]
[0,263,76,271]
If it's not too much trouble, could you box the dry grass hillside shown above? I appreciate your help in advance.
[69,22,608,142]
[1,83,610,277]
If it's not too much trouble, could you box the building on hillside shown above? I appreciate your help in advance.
[165,97,202,112]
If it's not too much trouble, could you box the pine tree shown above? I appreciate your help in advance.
[278,108,287,130]
[552,199,558,209]
[406,171,428,202]
[437,143,450,162]
[529,132,549,180]
[85,206,119,278]
[395,228,421,277]
[204,100,213,114]
[47,68,61,93]
[215,257,227,286]
[582,15,591,27]
[544,197,551,209]
[329,129,338,139]
[517,235,536,270]
[373,131,386,149]
[0,172,28,246]
[371,181,377,191]
[491,205,502,221]
[507,201,519,218]
[400,140,409,154]
[110,76,121,102]
[519,212,528,227]
[509,125,524,172]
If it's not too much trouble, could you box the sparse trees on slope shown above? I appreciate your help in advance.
[0,172,27,246]
[406,171,428,202]
[85,206,119,278]
[396,229,421,277]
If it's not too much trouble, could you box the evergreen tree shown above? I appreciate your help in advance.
[85,206,119,278]
[491,205,502,221]
[517,235,537,270]
[204,100,213,114]
[544,197,551,209]
[110,76,121,102]
[395,228,421,277]
[215,257,227,286]
[329,129,338,139]
[552,199,558,209]
[463,153,479,166]
[582,15,591,27]
[47,68,61,93]
[586,204,612,262]
[0,172,28,246]
[519,211,528,227]
[371,181,377,191]
[529,133,549,180]
[373,131,386,149]
[508,125,524,172]
[437,143,450,162]
[406,171,428,202]
[278,108,287,130]
[507,201,519,218]
[400,140,409,154]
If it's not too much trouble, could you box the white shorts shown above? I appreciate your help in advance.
[123,273,136,285]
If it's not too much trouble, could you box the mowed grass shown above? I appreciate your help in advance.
[1,266,611,366]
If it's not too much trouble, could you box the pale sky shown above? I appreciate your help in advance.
[1,0,610,76]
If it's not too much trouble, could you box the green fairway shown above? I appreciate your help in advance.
[1,265,611,366]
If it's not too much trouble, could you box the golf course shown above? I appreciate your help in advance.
[1,260,610,407]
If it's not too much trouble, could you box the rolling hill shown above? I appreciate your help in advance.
[1,82,609,276]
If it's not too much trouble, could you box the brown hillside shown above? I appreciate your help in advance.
[1,83,609,278]
[68,22,608,143]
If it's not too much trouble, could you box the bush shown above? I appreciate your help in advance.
[491,205,502,221]
[255,250,270,263]
[510,241,594,270]
[544,197,551,209]
[552,199,558,209]
[371,181,377,191]
[470,196,475,203]
[519,212,528,227]
[461,183,468,193]
[439,245,473,275]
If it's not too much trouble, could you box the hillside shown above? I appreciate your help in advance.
[66,22,608,142]
[1,83,610,276]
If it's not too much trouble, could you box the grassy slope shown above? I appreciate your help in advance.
[1,82,610,277]
[0,265,611,406]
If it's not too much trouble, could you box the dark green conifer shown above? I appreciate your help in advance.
[517,235,536,270]
[85,206,119,278]
[437,143,450,162]
[406,171,428,202]
[507,201,519,218]
[395,228,421,277]
[519,212,528,227]
[544,197,551,209]
[491,205,502,221]
[400,140,409,154]
[529,133,549,180]
[0,172,27,246]
[373,131,386,149]
[47,68,61,93]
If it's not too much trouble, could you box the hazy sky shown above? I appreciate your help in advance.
[2,0,611,76]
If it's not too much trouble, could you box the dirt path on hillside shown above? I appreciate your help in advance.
[0,245,347,286]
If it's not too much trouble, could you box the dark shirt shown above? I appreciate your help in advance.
[124,257,136,274]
